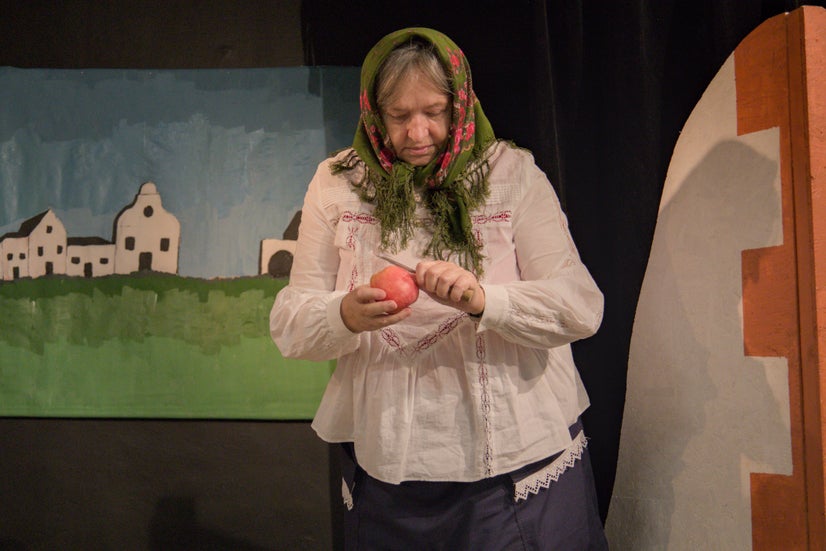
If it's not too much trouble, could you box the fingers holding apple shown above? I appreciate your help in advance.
[340,284,413,333]
[342,261,482,333]
[340,266,420,333]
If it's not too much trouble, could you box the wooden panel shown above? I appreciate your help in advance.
[739,6,826,549]
[800,6,826,548]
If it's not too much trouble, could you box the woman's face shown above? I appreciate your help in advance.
[380,71,451,166]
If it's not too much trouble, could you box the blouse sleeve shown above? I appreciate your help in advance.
[269,163,361,361]
[476,154,604,349]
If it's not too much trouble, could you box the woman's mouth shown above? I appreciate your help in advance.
[399,143,438,166]
[406,145,433,156]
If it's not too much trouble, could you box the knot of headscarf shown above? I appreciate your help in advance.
[331,27,497,275]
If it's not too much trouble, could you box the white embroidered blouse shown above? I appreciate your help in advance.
[270,141,604,485]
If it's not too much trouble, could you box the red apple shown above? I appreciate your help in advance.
[369,265,419,313]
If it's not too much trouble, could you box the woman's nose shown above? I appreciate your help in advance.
[407,115,429,141]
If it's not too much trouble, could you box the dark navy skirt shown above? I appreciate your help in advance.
[338,419,608,550]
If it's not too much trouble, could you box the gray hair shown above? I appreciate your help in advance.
[375,40,451,110]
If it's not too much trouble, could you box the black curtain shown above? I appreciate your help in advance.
[301,0,824,521]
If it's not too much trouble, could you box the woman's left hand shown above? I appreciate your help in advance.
[415,260,485,316]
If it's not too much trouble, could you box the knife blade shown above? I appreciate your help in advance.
[376,254,474,302]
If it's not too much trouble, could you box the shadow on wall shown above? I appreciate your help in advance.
[607,138,787,548]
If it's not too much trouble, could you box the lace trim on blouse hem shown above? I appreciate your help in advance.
[342,478,354,511]
[513,430,587,502]
[338,431,585,508]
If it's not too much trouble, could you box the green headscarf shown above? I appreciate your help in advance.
[332,27,497,275]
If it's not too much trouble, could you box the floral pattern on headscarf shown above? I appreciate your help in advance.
[332,27,497,275]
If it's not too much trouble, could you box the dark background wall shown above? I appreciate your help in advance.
[1,0,823,549]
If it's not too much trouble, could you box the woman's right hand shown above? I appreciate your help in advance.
[340,285,412,333]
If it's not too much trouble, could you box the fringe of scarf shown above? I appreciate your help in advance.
[330,140,499,276]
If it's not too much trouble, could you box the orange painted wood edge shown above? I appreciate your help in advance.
[738,10,808,549]
[798,6,826,548]
[739,6,826,549]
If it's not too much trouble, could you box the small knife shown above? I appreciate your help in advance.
[376,253,474,302]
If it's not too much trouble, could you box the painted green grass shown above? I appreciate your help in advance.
[0,274,333,419]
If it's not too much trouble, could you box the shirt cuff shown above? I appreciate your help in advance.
[327,292,358,338]
[476,283,508,331]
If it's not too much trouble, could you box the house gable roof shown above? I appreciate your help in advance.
[16,210,51,237]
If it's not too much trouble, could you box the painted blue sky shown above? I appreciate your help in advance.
[0,66,359,278]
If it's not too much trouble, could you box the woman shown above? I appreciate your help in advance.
[270,27,608,550]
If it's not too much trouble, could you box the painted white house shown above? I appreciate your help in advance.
[0,182,180,282]
[66,237,116,278]
[260,210,302,277]
[0,209,67,281]
[26,210,67,278]
[0,235,30,281]
[113,182,180,275]
[260,238,297,277]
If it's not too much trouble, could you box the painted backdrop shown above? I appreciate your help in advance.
[0,66,360,419]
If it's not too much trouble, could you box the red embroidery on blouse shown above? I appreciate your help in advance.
[341,211,379,225]
[348,264,358,292]
[476,333,494,476]
[379,312,468,356]
[346,226,358,250]
[473,227,484,248]
[380,328,402,350]
[412,313,465,354]
[343,225,360,290]
[472,210,512,225]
